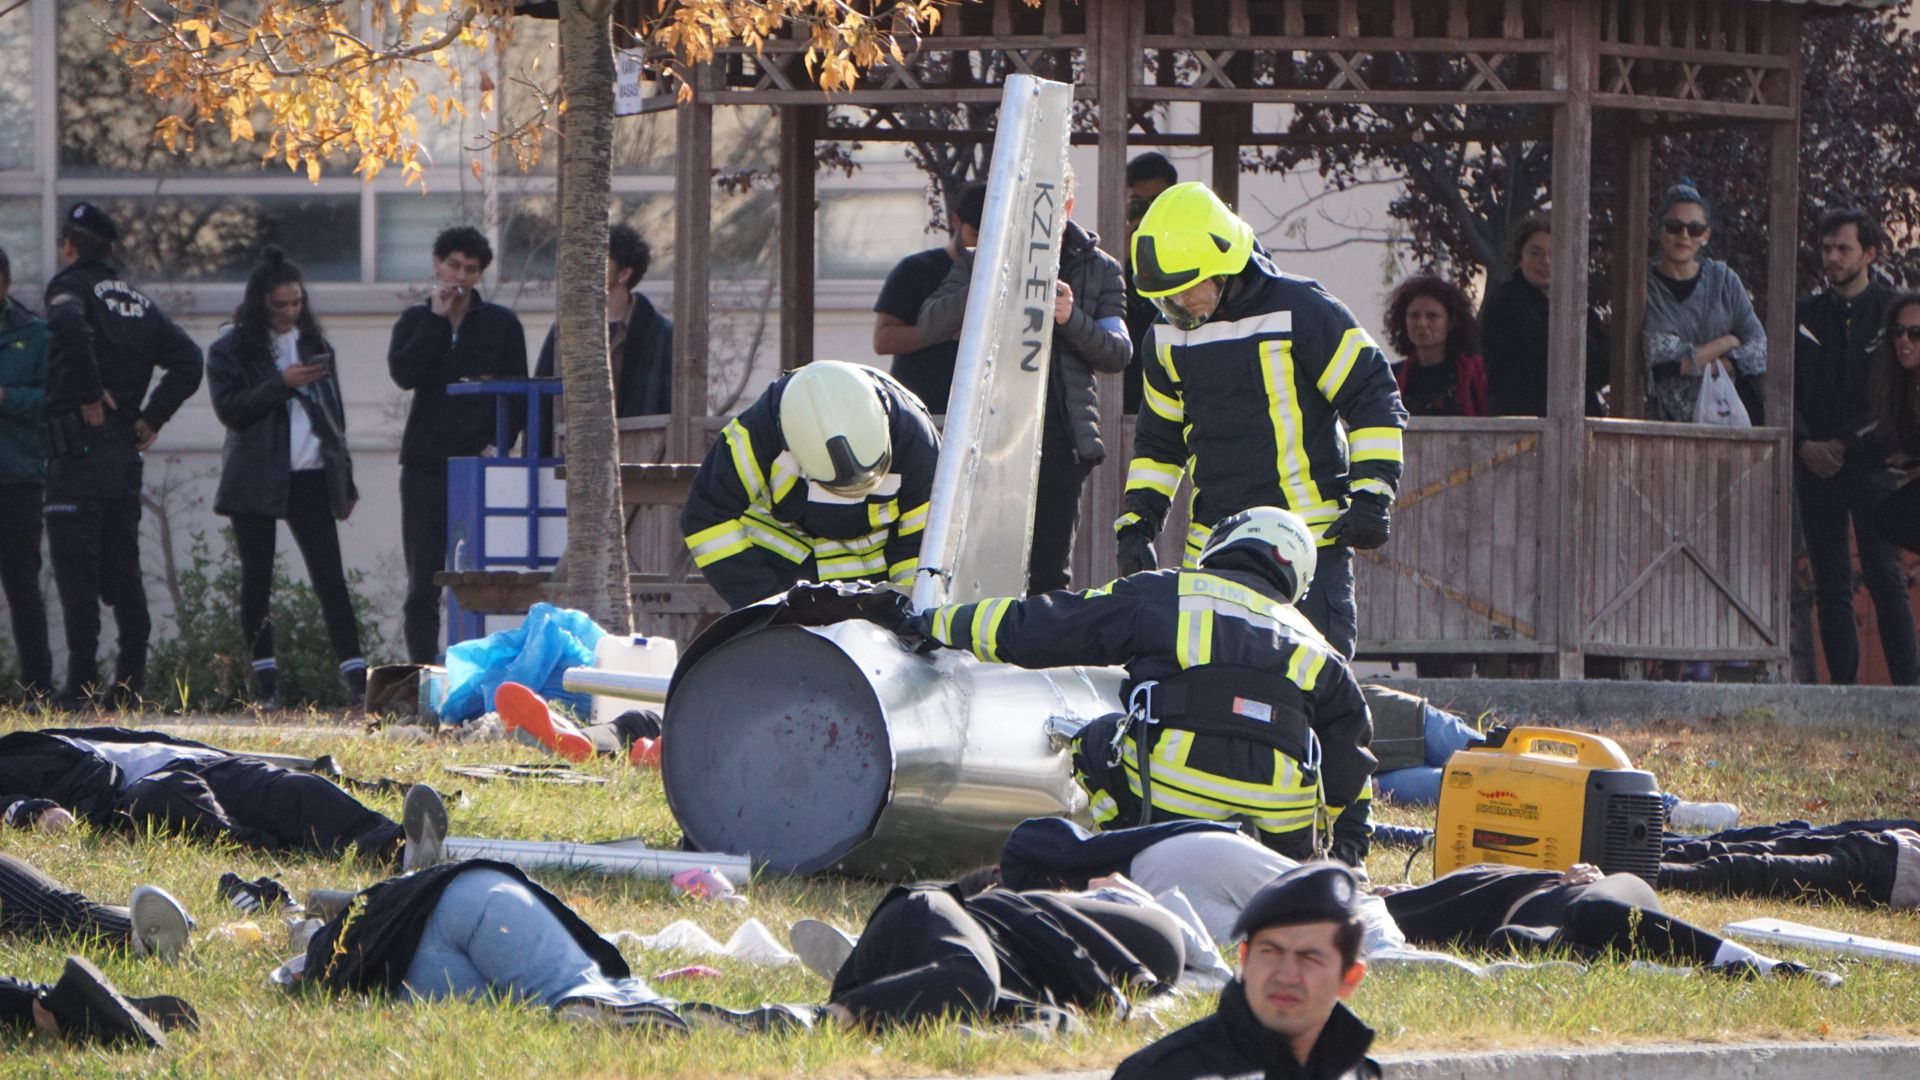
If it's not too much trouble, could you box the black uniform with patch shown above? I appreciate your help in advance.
[41,255,202,696]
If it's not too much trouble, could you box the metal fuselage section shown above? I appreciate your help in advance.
[662,618,1124,878]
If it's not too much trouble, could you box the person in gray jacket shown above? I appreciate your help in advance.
[206,248,364,710]
[1642,179,1768,423]
[917,166,1132,594]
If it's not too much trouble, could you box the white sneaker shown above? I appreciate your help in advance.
[788,919,856,983]
[402,783,449,873]
[1668,801,1741,833]
[129,885,192,964]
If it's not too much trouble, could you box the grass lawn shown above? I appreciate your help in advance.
[2,709,1918,1077]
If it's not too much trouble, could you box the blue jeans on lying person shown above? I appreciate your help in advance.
[1374,704,1485,806]
[401,868,663,1007]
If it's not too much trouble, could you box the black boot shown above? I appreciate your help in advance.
[51,666,97,713]
[39,956,168,1048]
[252,663,282,713]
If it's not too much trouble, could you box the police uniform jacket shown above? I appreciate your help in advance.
[1121,249,1406,561]
[207,328,357,520]
[680,368,939,609]
[42,257,203,493]
[1111,981,1380,1080]
[922,565,1376,852]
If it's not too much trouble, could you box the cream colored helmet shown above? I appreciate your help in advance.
[1198,506,1318,603]
[779,360,893,498]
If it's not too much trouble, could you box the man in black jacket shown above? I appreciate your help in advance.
[0,244,52,701]
[387,226,529,662]
[532,223,672,457]
[918,167,1133,594]
[41,203,203,711]
[1113,863,1380,1080]
[1793,209,1917,685]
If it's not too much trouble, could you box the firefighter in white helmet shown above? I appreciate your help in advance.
[681,360,940,609]
[903,506,1377,865]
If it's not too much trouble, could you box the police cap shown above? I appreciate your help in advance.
[1231,862,1363,942]
[66,202,120,243]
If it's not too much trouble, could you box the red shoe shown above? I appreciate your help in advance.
[630,736,661,768]
[495,682,594,763]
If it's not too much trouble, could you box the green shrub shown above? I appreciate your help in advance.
[147,528,388,711]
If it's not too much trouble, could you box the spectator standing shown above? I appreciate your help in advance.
[0,245,52,703]
[1122,152,1181,416]
[533,224,672,457]
[1479,217,1609,417]
[206,248,368,710]
[41,203,203,711]
[1382,275,1487,417]
[1793,210,1917,685]
[387,226,528,663]
[1641,180,1768,423]
[870,184,984,415]
[1868,293,1920,554]
[918,167,1131,594]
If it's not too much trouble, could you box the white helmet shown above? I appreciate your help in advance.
[778,361,892,498]
[1198,506,1318,603]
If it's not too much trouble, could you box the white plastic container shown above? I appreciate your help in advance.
[590,634,679,725]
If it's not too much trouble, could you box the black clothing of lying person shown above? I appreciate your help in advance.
[0,727,403,860]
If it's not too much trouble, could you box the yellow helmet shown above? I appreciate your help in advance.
[779,361,892,498]
[1130,182,1255,299]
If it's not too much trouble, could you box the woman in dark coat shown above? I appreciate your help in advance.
[1869,292,1920,553]
[206,248,364,709]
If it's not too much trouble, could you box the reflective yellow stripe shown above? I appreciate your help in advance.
[898,502,929,536]
[1121,763,1319,825]
[1143,378,1183,423]
[867,499,899,530]
[1158,338,1180,384]
[1140,753,1321,810]
[1350,476,1395,501]
[1315,326,1375,401]
[1114,512,1145,536]
[931,604,959,645]
[741,512,810,563]
[1126,458,1182,498]
[972,597,1014,662]
[1086,789,1121,824]
[769,455,802,504]
[685,520,752,566]
[1259,339,1324,510]
[1175,608,1213,668]
[1348,425,1405,464]
[722,421,767,505]
[889,558,917,585]
[1286,643,1328,692]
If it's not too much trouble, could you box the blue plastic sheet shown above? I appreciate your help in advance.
[440,602,607,724]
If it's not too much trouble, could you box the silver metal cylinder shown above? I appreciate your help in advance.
[443,836,752,888]
[662,619,1124,878]
[560,668,671,705]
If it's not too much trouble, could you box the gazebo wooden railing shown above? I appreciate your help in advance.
[609,0,1884,677]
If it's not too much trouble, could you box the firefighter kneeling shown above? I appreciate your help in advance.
[906,506,1377,866]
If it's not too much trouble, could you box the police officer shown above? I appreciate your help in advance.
[680,360,940,610]
[1120,183,1408,659]
[906,506,1376,865]
[42,203,203,710]
[1112,863,1380,1080]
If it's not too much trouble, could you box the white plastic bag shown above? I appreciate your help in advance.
[1693,365,1751,427]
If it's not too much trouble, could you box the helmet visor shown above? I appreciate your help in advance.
[819,444,892,499]
[1152,283,1221,331]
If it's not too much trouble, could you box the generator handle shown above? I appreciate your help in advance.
[1501,726,1634,770]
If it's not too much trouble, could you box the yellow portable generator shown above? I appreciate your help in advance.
[1434,726,1665,883]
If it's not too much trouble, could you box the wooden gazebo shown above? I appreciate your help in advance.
[621,0,1877,678]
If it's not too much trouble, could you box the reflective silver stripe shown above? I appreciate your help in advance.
[1162,308,1294,347]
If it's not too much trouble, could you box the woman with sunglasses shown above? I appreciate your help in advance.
[206,247,365,710]
[1869,293,1920,554]
[1641,179,1769,422]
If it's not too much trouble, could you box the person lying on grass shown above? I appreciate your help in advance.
[1,956,197,1050]
[1,726,442,868]
[0,853,193,963]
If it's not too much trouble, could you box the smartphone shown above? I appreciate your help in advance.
[308,351,336,377]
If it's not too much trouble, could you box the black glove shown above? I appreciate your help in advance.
[1117,529,1159,577]
[1329,839,1368,869]
[1325,493,1392,550]
[775,581,911,632]
[897,610,942,653]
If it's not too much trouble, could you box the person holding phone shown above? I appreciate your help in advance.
[207,247,365,710]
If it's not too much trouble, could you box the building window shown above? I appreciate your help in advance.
[60,195,360,283]
[818,191,939,279]
[0,9,31,171]
[0,198,38,283]
[377,192,488,282]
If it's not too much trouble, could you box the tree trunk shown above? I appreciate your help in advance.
[555,0,632,633]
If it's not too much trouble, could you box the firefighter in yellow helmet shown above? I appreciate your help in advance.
[903,507,1377,866]
[681,361,940,609]
[1121,183,1408,658]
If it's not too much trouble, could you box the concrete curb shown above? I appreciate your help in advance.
[1384,678,1920,729]
[909,1038,1920,1080]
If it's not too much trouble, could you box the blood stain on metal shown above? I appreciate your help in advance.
[825,722,840,749]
